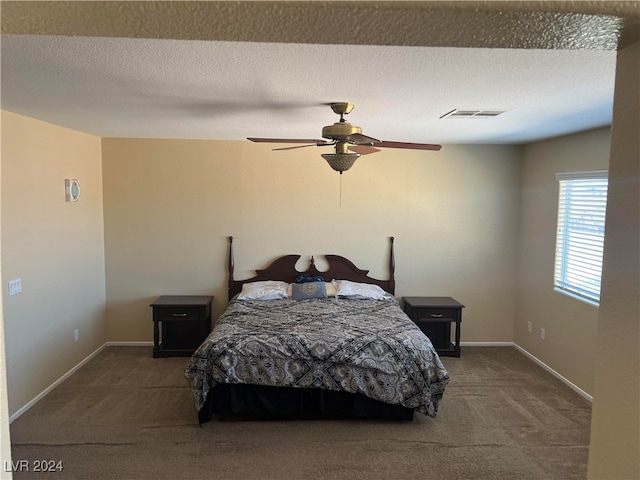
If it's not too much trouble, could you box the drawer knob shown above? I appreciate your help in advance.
[430,313,443,318]
[172,313,188,317]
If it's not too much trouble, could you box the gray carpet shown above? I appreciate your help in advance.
[9,346,591,479]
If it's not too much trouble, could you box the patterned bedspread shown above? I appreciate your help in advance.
[184,296,449,417]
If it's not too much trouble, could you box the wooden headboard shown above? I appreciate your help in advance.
[227,236,396,300]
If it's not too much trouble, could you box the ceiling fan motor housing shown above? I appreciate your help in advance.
[322,122,362,140]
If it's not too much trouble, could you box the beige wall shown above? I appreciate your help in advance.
[2,108,631,436]
[0,114,13,479]
[102,138,521,343]
[588,40,639,480]
[1,111,106,416]
[515,127,611,394]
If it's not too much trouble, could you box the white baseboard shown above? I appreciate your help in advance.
[10,341,155,423]
[105,341,154,347]
[459,342,593,402]
[10,342,108,423]
[460,341,514,347]
[512,343,593,402]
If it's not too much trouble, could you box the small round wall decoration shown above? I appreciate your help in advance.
[65,178,80,202]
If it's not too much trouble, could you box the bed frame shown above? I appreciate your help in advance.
[198,236,413,423]
[227,236,396,300]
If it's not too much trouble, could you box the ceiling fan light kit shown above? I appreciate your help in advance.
[321,152,360,173]
[321,135,360,173]
[248,102,442,174]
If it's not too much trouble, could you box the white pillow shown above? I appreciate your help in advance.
[334,280,387,300]
[325,281,338,297]
[238,281,289,300]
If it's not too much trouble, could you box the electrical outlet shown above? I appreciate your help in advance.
[527,321,532,333]
[8,278,22,296]
[74,329,79,342]
[540,328,545,340]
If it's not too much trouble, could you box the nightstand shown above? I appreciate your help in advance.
[403,296,465,357]
[150,295,213,358]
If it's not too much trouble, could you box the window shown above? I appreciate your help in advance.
[554,170,608,305]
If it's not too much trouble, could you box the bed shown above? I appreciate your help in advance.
[184,237,449,423]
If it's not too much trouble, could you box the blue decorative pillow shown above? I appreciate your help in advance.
[291,281,327,300]
[294,274,325,284]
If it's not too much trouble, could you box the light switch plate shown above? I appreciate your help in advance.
[8,278,22,296]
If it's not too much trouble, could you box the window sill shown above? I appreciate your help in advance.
[554,287,600,307]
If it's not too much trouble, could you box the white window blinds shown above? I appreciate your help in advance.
[554,170,608,305]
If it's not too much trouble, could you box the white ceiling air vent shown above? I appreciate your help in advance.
[440,109,506,119]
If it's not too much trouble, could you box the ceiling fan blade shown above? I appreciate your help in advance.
[349,145,381,155]
[346,133,382,145]
[273,143,333,151]
[373,141,442,151]
[247,137,326,144]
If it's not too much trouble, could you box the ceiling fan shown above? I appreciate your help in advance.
[248,102,442,173]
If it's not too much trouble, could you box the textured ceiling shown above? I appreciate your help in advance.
[1,1,638,145]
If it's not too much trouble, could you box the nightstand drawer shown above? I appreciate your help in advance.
[157,307,202,322]
[416,307,459,321]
